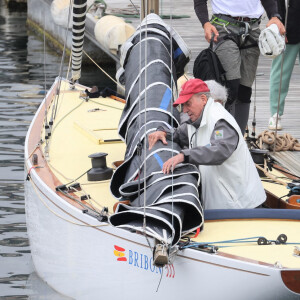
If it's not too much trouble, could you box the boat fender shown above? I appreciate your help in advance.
[94,16,135,55]
[87,152,113,181]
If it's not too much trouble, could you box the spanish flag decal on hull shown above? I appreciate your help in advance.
[114,245,127,261]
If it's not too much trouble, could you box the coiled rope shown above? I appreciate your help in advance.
[258,130,300,151]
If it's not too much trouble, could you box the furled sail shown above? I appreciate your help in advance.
[71,0,87,81]
[110,14,203,246]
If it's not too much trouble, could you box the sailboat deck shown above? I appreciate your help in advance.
[39,80,300,271]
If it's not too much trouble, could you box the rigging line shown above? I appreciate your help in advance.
[169,0,175,244]
[69,185,104,214]
[75,185,111,214]
[51,96,85,135]
[42,10,51,155]
[33,155,109,215]
[25,143,41,162]
[52,0,73,123]
[63,168,92,186]
[143,0,148,237]
[54,78,71,123]
[140,3,153,252]
[57,187,102,215]
[89,98,123,110]
[156,266,164,293]
[129,0,140,14]
[43,12,48,126]
[137,1,143,209]
[66,51,72,81]
[28,175,109,228]
[83,50,125,91]
[273,0,289,154]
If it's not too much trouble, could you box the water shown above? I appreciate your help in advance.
[0,1,115,298]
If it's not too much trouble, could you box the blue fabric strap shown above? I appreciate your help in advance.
[174,47,183,59]
[153,153,164,168]
[159,88,172,110]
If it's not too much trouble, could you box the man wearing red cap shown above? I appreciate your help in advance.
[148,79,265,209]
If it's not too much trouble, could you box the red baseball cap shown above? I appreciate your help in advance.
[173,79,210,107]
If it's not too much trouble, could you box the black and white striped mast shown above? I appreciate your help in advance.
[70,0,87,88]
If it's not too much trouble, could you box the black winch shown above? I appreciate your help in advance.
[87,152,113,181]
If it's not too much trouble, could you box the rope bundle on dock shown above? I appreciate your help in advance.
[258,130,300,151]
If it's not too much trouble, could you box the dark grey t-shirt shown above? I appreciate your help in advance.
[158,117,239,166]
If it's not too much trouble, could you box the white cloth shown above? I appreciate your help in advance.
[259,24,285,59]
[187,98,266,209]
[211,0,264,19]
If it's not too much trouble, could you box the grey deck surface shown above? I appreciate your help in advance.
[121,0,300,169]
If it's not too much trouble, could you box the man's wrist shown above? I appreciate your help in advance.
[203,21,211,29]
[271,14,282,21]
[180,149,190,163]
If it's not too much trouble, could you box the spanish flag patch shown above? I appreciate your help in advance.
[215,130,224,139]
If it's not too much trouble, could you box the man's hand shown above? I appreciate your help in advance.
[266,17,286,35]
[203,22,219,43]
[162,153,184,174]
[148,131,168,150]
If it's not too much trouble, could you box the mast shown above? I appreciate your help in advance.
[71,0,87,83]
[141,0,159,19]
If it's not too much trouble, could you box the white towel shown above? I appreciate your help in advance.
[258,24,285,59]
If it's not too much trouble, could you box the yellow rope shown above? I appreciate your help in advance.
[83,50,125,91]
[258,130,300,151]
[255,163,288,187]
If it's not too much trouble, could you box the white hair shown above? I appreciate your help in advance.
[205,80,228,105]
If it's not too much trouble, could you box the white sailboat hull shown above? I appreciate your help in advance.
[24,166,298,299]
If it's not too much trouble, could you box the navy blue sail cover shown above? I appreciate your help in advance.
[109,14,203,246]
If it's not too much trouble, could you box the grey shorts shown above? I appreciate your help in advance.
[212,21,261,87]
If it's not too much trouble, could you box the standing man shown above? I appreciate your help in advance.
[148,79,266,209]
[268,0,300,130]
[193,0,285,135]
